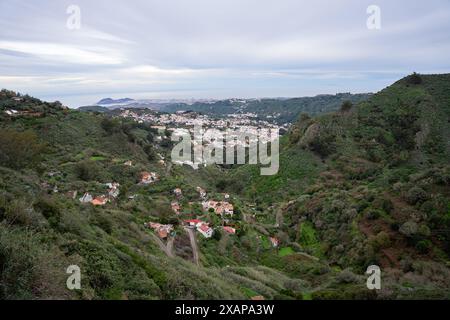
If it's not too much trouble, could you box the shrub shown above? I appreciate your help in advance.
[91,213,113,234]
[0,129,44,169]
[340,101,353,112]
[100,117,121,134]
[309,132,336,157]
[75,160,101,181]
[369,231,391,251]
[415,240,432,253]
[0,227,71,299]
[336,269,359,284]
[1,199,42,227]
[406,72,422,85]
[143,144,156,161]
[365,208,382,220]
[399,221,418,238]
[33,197,61,228]
[405,187,428,205]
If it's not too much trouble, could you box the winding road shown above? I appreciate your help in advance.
[151,233,174,258]
[184,227,200,265]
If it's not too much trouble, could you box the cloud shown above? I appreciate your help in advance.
[0,0,449,107]
[0,41,124,65]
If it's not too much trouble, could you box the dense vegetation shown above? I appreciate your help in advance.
[0,74,449,300]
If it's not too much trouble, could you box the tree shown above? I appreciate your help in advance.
[340,100,353,112]
[100,117,121,134]
[406,72,422,85]
[75,160,101,181]
[0,129,44,169]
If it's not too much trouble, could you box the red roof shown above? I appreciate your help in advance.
[185,219,202,224]
[223,226,236,234]
[199,224,210,232]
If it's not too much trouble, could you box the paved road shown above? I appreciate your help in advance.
[184,227,200,266]
[151,233,174,258]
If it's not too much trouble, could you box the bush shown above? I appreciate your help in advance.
[369,231,391,251]
[406,72,422,85]
[340,101,353,112]
[365,208,382,220]
[336,269,359,284]
[100,117,121,134]
[33,197,61,228]
[143,144,156,161]
[0,129,44,169]
[0,227,71,299]
[1,199,42,227]
[309,132,336,157]
[415,239,432,253]
[91,213,113,234]
[75,160,101,181]
[405,187,428,205]
[399,221,418,238]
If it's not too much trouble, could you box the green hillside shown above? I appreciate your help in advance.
[0,74,449,300]
[163,93,371,124]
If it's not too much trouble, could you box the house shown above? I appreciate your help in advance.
[145,222,173,239]
[269,237,280,248]
[197,223,213,238]
[184,219,202,227]
[173,188,182,198]
[251,296,265,301]
[196,186,207,199]
[4,109,18,116]
[79,192,93,203]
[140,171,159,184]
[124,160,133,167]
[12,97,23,102]
[67,190,78,200]
[158,160,166,166]
[171,201,181,214]
[106,182,120,198]
[202,200,217,212]
[158,228,169,239]
[223,193,230,199]
[223,226,236,234]
[91,196,108,206]
[219,202,234,216]
[202,200,234,216]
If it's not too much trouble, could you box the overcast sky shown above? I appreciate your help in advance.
[0,0,449,107]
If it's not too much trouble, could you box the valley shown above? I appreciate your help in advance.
[0,73,449,300]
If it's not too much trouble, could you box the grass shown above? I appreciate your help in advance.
[298,222,324,258]
[90,156,107,161]
[241,287,260,298]
[278,247,295,257]
[260,236,271,250]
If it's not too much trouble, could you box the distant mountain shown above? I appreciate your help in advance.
[97,98,134,105]
[77,105,110,113]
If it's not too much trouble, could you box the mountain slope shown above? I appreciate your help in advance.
[215,73,450,298]
[0,74,449,300]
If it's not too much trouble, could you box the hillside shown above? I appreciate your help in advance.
[84,93,371,125]
[221,73,450,298]
[0,74,449,300]
[163,93,371,124]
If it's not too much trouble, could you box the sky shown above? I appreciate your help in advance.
[0,0,449,108]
